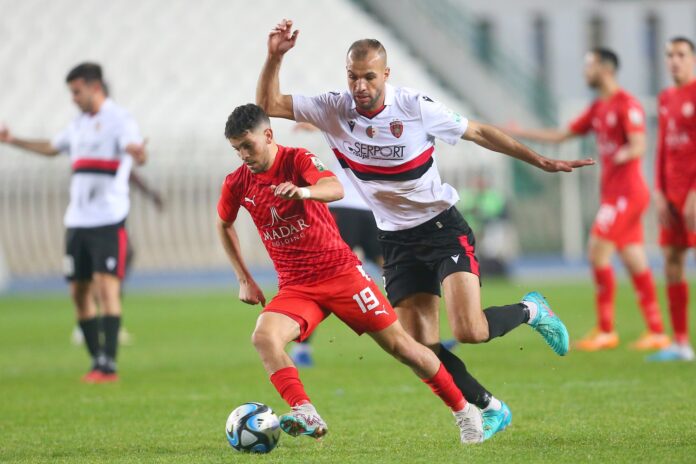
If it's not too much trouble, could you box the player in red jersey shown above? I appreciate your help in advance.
[508,48,669,352]
[649,37,696,362]
[217,103,491,444]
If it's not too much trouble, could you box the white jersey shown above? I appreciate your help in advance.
[328,158,371,211]
[293,84,467,231]
[51,99,142,228]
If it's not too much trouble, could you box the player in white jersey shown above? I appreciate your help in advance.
[256,20,594,439]
[0,63,146,383]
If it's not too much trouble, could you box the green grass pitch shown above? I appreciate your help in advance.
[1,279,695,463]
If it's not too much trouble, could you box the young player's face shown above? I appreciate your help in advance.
[583,53,602,88]
[346,51,390,112]
[68,78,99,113]
[666,41,696,85]
[229,126,274,173]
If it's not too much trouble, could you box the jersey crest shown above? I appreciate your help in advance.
[389,119,403,138]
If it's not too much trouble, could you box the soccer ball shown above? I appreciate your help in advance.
[225,402,281,453]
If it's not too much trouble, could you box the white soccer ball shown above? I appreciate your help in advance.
[225,402,281,453]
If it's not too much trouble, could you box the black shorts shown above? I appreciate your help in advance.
[331,207,382,264]
[378,207,479,306]
[64,220,129,281]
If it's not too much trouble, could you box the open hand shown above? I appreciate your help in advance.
[0,123,13,143]
[126,138,148,165]
[268,19,299,57]
[539,157,595,173]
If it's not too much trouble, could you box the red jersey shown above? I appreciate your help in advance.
[569,89,648,199]
[217,145,359,288]
[656,79,696,204]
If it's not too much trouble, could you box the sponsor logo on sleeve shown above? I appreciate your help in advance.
[422,95,434,102]
[310,156,326,171]
[628,108,643,125]
[445,108,463,123]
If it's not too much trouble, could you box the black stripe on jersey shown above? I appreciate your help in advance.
[72,168,118,176]
[338,157,434,182]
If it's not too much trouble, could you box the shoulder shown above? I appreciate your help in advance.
[222,167,247,192]
[658,87,674,103]
[393,86,431,116]
[315,90,351,108]
[106,101,136,124]
[281,145,314,164]
[618,91,643,110]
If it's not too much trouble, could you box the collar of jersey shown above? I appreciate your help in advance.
[253,144,285,182]
[84,98,114,117]
[351,83,395,118]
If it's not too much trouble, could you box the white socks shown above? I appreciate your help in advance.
[483,397,502,412]
[523,300,539,323]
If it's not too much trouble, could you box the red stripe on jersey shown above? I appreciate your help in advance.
[332,146,434,175]
[117,227,128,279]
[72,159,120,173]
[356,104,387,119]
[458,234,479,276]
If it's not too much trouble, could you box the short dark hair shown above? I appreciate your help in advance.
[66,62,104,84]
[347,39,387,63]
[224,104,271,139]
[670,36,695,52]
[591,47,620,70]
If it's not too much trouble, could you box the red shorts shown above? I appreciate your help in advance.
[590,193,648,248]
[659,198,696,248]
[263,265,397,342]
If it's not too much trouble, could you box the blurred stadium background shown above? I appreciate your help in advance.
[1,0,695,292]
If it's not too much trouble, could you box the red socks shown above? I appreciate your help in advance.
[593,267,616,332]
[422,364,467,412]
[272,364,467,413]
[667,282,689,344]
[270,367,310,407]
[630,270,665,334]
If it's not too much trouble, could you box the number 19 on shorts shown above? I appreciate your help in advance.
[352,287,380,313]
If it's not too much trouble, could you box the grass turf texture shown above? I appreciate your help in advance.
[1,280,695,463]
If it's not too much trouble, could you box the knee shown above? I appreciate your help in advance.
[251,328,278,354]
[70,284,90,307]
[663,252,686,282]
[588,252,608,269]
[665,265,685,283]
[452,324,489,344]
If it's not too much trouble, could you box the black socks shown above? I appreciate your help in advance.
[436,344,492,409]
[102,315,121,370]
[484,303,529,340]
[79,317,101,359]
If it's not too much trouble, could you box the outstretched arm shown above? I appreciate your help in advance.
[217,218,266,306]
[463,120,594,172]
[129,171,164,210]
[0,125,59,157]
[256,19,299,120]
[503,125,575,144]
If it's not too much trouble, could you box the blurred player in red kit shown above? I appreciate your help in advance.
[508,48,669,352]
[649,37,696,362]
